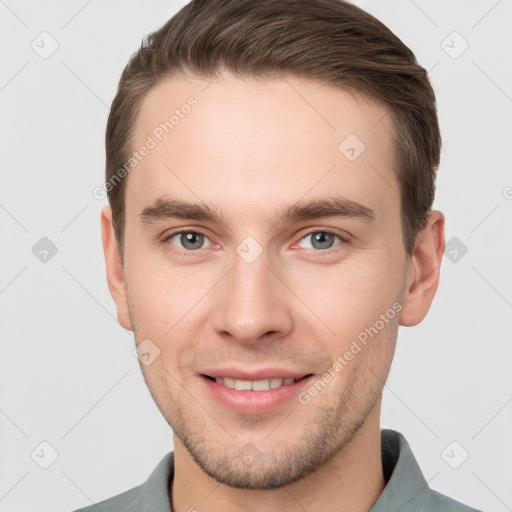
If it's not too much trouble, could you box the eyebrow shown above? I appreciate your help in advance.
[277,196,375,224]
[139,195,376,227]
[140,198,229,225]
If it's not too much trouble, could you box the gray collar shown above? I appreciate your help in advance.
[133,429,477,511]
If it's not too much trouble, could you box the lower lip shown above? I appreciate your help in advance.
[200,375,314,414]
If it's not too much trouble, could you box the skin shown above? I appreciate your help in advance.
[101,72,445,512]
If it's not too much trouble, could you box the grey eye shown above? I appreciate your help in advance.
[309,231,336,250]
[180,232,204,250]
[168,231,209,250]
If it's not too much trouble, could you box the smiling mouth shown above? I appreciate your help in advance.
[202,374,313,391]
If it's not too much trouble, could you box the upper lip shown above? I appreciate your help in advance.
[201,368,312,380]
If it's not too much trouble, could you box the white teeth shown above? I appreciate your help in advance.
[224,377,235,389]
[270,378,283,389]
[235,379,252,391]
[213,377,298,391]
[252,379,271,391]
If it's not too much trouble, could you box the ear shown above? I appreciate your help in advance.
[399,210,445,326]
[100,205,133,331]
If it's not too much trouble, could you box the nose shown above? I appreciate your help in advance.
[211,246,294,346]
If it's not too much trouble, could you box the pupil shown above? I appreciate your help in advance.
[312,232,333,249]
[182,232,203,250]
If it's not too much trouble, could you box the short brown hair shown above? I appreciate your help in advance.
[105,0,441,257]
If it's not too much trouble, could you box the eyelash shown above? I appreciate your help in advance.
[161,229,348,256]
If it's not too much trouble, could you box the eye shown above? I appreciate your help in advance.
[165,231,214,251]
[296,231,345,250]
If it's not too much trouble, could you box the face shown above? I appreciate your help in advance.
[110,72,412,489]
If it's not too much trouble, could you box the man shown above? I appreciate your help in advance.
[75,0,481,510]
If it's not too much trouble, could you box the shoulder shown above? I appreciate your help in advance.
[71,451,174,512]
[378,429,483,512]
[72,483,143,512]
[430,489,483,512]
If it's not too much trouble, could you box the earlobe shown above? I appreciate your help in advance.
[399,210,445,327]
[100,205,133,331]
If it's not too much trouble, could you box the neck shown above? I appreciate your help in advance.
[170,403,385,512]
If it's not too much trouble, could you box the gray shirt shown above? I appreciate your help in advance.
[73,429,481,511]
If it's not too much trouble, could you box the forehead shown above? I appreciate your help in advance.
[126,72,398,223]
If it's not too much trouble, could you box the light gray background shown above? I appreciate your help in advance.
[1,1,511,511]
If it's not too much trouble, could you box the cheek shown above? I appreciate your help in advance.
[125,256,209,339]
[287,255,402,341]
